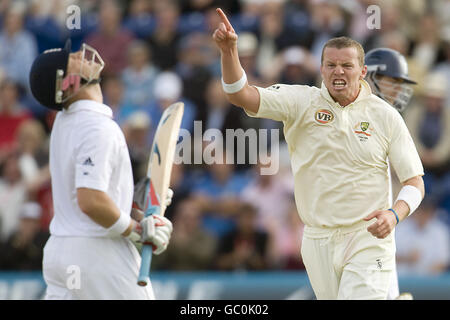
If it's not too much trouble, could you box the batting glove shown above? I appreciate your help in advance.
[140,215,173,255]
[165,188,174,207]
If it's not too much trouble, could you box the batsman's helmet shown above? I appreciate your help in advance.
[29,40,72,111]
[29,39,104,111]
[365,48,417,112]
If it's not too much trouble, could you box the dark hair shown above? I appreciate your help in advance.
[321,36,365,66]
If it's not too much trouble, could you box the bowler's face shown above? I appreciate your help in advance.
[320,47,367,106]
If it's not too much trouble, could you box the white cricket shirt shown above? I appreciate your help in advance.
[246,80,424,228]
[49,100,134,237]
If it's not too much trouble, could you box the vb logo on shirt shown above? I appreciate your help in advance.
[314,109,335,124]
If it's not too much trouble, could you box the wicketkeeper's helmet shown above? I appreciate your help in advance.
[365,48,417,112]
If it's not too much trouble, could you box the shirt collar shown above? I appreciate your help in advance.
[320,79,372,107]
[63,99,113,118]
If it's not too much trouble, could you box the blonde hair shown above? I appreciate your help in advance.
[321,36,365,66]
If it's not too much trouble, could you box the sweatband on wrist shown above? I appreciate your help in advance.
[396,185,422,216]
[388,208,399,225]
[107,212,131,237]
[221,70,247,94]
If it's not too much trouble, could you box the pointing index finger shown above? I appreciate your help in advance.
[216,8,233,30]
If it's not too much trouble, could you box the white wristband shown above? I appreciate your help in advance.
[221,70,247,94]
[107,212,131,237]
[396,185,422,216]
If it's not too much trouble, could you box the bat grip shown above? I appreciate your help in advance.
[137,245,153,286]
[137,205,160,286]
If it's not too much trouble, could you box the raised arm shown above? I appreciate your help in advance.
[212,8,260,113]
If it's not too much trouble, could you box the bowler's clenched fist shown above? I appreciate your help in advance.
[364,210,397,239]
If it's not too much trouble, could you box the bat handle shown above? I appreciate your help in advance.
[137,205,160,286]
[137,245,153,286]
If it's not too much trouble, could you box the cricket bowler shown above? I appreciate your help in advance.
[29,40,173,299]
[212,8,425,299]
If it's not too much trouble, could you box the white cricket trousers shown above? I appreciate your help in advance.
[301,220,396,300]
[43,235,155,300]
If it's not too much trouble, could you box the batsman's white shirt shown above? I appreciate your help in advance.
[247,80,423,229]
[49,100,133,237]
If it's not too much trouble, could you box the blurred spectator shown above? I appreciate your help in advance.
[237,32,263,84]
[0,80,32,158]
[165,164,191,220]
[153,200,217,271]
[256,1,300,76]
[277,46,317,85]
[189,153,250,237]
[101,75,127,123]
[269,201,305,270]
[227,0,260,34]
[404,72,450,178]
[146,71,197,134]
[123,0,155,39]
[180,0,238,15]
[176,32,216,120]
[121,40,160,108]
[121,111,152,184]
[215,203,269,271]
[203,77,251,170]
[15,119,48,184]
[15,119,52,226]
[204,77,247,133]
[27,0,69,52]
[307,0,348,66]
[347,0,378,43]
[241,162,294,239]
[360,2,405,52]
[410,13,442,72]
[0,152,27,241]
[0,2,38,91]
[435,35,450,106]
[84,0,135,76]
[0,202,49,270]
[396,196,450,275]
[146,0,182,70]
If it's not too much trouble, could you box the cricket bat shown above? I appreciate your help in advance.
[137,102,184,286]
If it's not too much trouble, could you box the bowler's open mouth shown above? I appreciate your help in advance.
[332,79,347,89]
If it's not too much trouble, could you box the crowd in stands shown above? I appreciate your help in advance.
[0,0,449,275]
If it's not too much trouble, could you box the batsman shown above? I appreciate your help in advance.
[29,40,173,299]
[213,8,425,299]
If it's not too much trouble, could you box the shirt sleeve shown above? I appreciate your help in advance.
[244,84,310,123]
[388,110,424,183]
[74,122,118,192]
